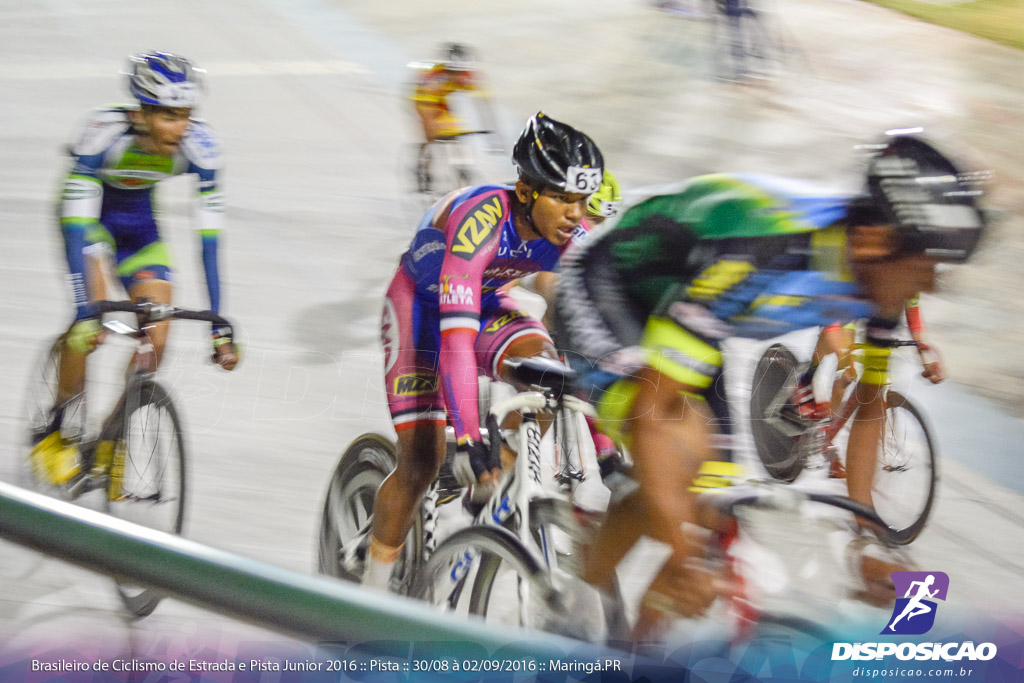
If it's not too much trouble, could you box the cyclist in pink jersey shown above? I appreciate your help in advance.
[365,113,605,589]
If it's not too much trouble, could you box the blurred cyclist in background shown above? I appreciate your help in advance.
[31,51,237,485]
[410,43,501,192]
[362,113,603,591]
[554,132,986,638]
[791,294,945,484]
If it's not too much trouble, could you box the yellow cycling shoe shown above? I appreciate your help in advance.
[29,431,81,485]
[90,440,115,476]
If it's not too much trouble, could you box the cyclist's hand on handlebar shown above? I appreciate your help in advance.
[453,438,502,487]
[916,341,945,383]
[66,318,104,355]
[211,327,239,371]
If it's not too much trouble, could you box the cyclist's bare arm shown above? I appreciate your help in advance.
[905,296,944,382]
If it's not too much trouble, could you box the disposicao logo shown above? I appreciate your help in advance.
[884,571,949,635]
[831,571,998,662]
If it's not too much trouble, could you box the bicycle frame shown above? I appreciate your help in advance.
[439,392,596,617]
[61,301,229,497]
[698,480,899,639]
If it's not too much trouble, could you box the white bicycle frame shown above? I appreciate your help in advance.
[442,391,598,622]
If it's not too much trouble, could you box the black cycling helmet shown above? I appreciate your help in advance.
[513,112,604,194]
[864,132,987,263]
[444,43,473,71]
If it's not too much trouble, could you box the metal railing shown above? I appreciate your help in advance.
[0,480,587,660]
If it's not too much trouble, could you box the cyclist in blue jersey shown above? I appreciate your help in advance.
[32,52,238,484]
[554,133,987,638]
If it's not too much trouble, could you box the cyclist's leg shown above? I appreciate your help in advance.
[36,226,116,482]
[367,269,448,588]
[591,317,727,625]
[56,225,116,405]
[845,341,891,513]
[476,295,557,458]
[120,242,174,367]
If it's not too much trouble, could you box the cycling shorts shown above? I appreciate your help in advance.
[82,221,173,292]
[381,267,550,431]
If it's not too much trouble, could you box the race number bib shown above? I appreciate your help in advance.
[597,199,622,217]
[565,166,602,194]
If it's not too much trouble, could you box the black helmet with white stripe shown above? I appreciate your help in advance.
[513,112,604,195]
[864,131,987,263]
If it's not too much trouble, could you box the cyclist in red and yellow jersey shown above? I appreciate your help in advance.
[411,43,500,192]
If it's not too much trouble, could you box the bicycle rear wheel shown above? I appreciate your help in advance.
[749,344,805,482]
[21,335,87,489]
[317,434,425,594]
[102,378,187,617]
[834,391,937,545]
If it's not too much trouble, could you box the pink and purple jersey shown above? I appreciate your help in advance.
[386,184,589,443]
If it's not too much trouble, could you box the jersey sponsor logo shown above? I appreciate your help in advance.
[497,241,532,259]
[440,274,474,306]
[451,195,503,260]
[482,265,531,281]
[413,240,446,262]
[62,178,101,201]
[484,310,526,333]
[393,373,436,396]
[381,299,399,374]
[102,169,167,182]
[686,259,756,301]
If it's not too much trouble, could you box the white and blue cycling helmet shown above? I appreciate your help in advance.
[125,51,205,108]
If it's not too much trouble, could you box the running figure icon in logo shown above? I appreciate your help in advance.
[885,571,950,635]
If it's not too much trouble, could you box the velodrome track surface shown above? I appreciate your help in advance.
[1,0,1022,653]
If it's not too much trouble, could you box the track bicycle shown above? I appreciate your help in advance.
[22,299,234,616]
[684,477,906,644]
[402,130,497,221]
[749,339,938,544]
[411,357,616,633]
[318,357,614,632]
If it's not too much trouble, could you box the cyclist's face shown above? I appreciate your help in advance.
[137,106,192,156]
[852,236,939,317]
[524,186,589,245]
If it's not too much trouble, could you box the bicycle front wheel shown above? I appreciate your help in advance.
[102,378,187,617]
[413,524,552,628]
[864,391,937,544]
[474,497,613,637]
